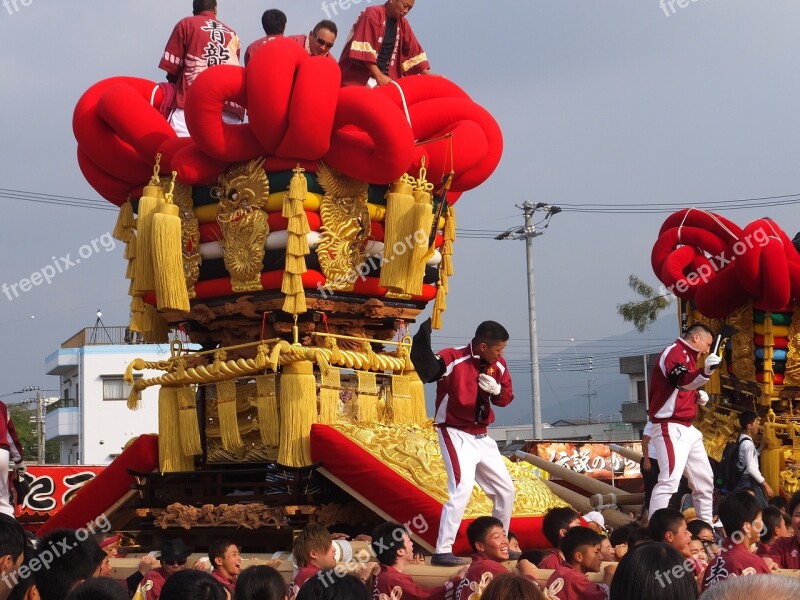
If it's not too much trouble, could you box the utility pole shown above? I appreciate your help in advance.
[36,389,45,465]
[496,201,561,440]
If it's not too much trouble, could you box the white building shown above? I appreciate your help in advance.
[44,326,173,465]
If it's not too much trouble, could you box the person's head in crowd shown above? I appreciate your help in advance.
[65,578,128,600]
[234,565,287,600]
[648,508,691,556]
[31,530,105,600]
[560,527,604,574]
[760,506,789,546]
[5,547,34,600]
[371,522,413,568]
[739,410,761,438]
[768,495,787,515]
[309,20,337,57]
[787,491,800,544]
[683,507,698,522]
[292,524,335,570]
[583,511,605,535]
[95,534,121,559]
[261,9,287,35]
[296,572,369,600]
[208,539,240,581]
[507,531,521,553]
[627,525,653,549]
[159,538,191,579]
[609,542,698,600]
[160,570,227,600]
[541,507,581,550]
[192,0,216,16]
[698,574,800,599]
[0,515,27,591]
[410,543,427,565]
[473,321,509,364]
[609,523,640,560]
[687,519,718,559]
[481,573,545,600]
[599,537,615,562]
[466,517,509,562]
[687,538,706,563]
[719,490,763,548]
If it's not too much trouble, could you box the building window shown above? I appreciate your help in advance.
[101,376,138,401]
[636,379,647,403]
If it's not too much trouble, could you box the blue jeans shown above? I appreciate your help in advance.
[735,474,768,508]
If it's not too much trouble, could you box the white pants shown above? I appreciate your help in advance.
[0,449,12,517]
[168,108,242,138]
[648,422,714,524]
[435,427,515,553]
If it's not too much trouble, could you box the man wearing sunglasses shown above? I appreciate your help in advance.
[340,0,431,87]
[287,20,338,58]
[136,539,191,600]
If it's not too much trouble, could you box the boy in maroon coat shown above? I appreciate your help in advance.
[372,521,466,600]
[701,490,772,591]
[545,527,615,600]
[764,490,800,569]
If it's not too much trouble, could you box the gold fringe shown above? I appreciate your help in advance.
[134,191,162,293]
[216,380,244,451]
[113,200,135,242]
[153,201,190,312]
[255,375,279,447]
[432,205,456,331]
[388,375,413,425]
[785,304,800,386]
[158,387,192,473]
[177,386,202,457]
[319,366,341,424]
[380,175,417,294]
[142,306,169,343]
[404,370,428,425]
[282,167,310,315]
[355,371,379,423]
[761,447,783,496]
[278,361,316,467]
[129,295,146,333]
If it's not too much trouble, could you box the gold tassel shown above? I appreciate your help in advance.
[432,205,456,331]
[142,306,169,343]
[134,164,165,293]
[152,174,190,312]
[158,387,191,473]
[355,371,379,423]
[255,374,279,447]
[282,166,310,315]
[127,380,142,411]
[129,295,146,333]
[319,366,341,424]
[216,380,244,452]
[388,375,413,425]
[114,200,135,243]
[380,174,417,294]
[404,370,428,425]
[278,361,316,467]
[177,386,202,457]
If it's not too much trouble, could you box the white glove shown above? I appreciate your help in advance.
[478,373,501,396]
[697,391,709,406]
[703,353,721,375]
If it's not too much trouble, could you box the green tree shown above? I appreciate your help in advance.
[8,404,60,464]
[617,275,673,332]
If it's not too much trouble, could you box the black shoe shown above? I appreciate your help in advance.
[431,552,467,566]
[508,549,522,560]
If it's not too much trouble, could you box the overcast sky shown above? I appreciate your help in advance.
[2,1,800,424]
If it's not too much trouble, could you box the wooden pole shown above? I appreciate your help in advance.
[541,480,635,529]
[609,444,643,463]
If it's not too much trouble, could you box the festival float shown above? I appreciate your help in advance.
[650,208,800,496]
[44,37,576,555]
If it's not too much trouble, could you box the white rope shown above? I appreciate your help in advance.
[389,80,412,128]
